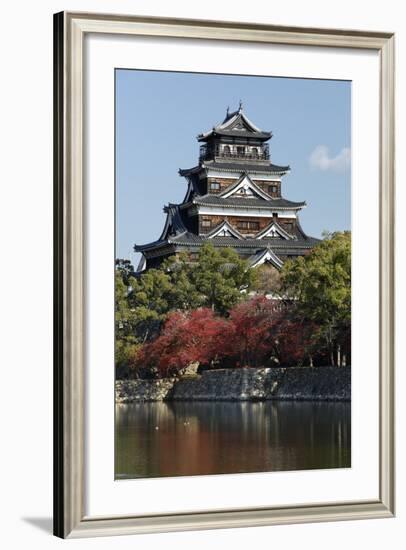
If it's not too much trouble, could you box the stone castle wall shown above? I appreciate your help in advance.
[115,367,351,403]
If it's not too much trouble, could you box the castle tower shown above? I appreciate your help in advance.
[134,104,319,271]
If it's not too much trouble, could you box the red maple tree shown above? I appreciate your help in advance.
[134,296,320,377]
[218,296,284,367]
[136,308,229,377]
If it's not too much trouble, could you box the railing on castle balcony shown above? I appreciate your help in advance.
[199,143,270,162]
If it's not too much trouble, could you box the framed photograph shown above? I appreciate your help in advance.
[54,12,395,538]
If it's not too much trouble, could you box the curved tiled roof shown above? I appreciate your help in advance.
[169,233,320,249]
[134,227,320,253]
[192,194,306,210]
[247,248,284,269]
[198,106,272,142]
[179,161,290,177]
[205,161,290,173]
[199,129,272,141]
[134,194,318,259]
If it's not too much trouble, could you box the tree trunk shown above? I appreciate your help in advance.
[342,353,347,367]
[337,344,341,367]
[330,349,335,367]
[309,355,314,367]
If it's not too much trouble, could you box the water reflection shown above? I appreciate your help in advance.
[115,401,351,479]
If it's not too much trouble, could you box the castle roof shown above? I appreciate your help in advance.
[133,106,319,270]
[134,232,320,254]
[190,194,306,210]
[197,104,272,142]
[134,204,319,255]
[179,160,290,177]
[168,233,320,250]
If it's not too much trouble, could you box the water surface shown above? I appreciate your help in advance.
[115,401,351,479]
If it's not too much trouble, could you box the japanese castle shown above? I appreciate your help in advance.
[135,103,319,271]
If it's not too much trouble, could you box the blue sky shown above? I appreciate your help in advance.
[116,70,351,267]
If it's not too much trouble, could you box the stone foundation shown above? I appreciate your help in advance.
[116,366,350,403]
[115,378,176,403]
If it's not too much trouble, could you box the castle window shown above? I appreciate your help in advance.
[251,147,259,158]
[270,185,278,194]
[210,181,220,191]
[237,220,259,231]
[201,218,212,228]
[223,145,231,156]
[236,146,245,156]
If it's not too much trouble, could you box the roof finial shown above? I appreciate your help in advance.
[226,105,230,116]
[238,99,243,112]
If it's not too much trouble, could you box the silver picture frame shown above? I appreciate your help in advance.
[53,11,395,538]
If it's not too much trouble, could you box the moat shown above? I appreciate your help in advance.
[115,400,351,479]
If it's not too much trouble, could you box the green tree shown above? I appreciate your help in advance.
[114,244,256,377]
[280,231,351,366]
[127,268,174,342]
[161,252,204,311]
[187,242,255,315]
[115,271,141,377]
[115,258,134,285]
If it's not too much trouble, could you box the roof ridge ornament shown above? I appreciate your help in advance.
[238,99,243,112]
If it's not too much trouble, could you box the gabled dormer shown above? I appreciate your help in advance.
[219,173,272,201]
[248,247,284,269]
[256,220,295,240]
[206,220,243,239]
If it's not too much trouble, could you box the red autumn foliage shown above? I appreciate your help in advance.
[135,296,320,377]
[136,308,229,377]
[274,316,316,366]
[217,296,315,367]
[220,296,283,367]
